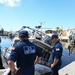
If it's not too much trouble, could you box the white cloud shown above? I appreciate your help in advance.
[0,0,21,7]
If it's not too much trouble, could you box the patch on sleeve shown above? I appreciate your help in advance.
[11,47,15,50]
[56,48,60,51]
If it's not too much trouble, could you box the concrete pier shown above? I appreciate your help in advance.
[59,61,75,75]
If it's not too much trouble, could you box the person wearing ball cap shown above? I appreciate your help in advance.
[49,34,63,75]
[19,30,29,38]
[8,30,42,75]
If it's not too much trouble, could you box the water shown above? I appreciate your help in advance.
[0,36,12,49]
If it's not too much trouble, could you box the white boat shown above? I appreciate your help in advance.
[0,27,75,75]
[59,29,75,49]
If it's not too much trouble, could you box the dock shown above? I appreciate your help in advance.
[59,61,75,75]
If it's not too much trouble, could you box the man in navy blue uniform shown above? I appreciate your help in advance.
[8,30,42,75]
[49,34,63,75]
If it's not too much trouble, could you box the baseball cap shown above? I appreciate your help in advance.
[51,34,58,40]
[19,30,29,37]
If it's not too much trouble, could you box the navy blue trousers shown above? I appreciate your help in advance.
[51,67,59,75]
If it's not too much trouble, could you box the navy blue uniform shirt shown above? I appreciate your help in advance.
[8,40,42,75]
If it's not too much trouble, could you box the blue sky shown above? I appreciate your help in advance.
[0,0,75,31]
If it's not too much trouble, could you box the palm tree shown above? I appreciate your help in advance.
[56,27,63,35]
